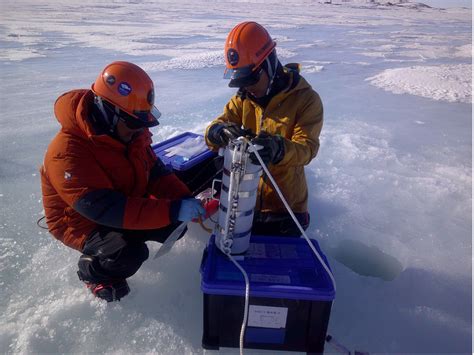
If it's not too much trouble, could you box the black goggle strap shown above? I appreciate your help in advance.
[264,55,278,96]
[112,106,120,131]
[95,96,115,132]
[95,96,108,121]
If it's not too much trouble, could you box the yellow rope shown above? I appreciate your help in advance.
[198,216,213,233]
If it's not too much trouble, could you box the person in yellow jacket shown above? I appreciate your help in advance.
[205,21,323,237]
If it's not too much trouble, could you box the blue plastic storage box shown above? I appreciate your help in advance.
[151,132,216,171]
[200,235,335,353]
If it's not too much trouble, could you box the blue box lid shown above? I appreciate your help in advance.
[201,235,335,301]
[152,132,216,171]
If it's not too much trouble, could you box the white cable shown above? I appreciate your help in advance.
[226,253,250,355]
[247,140,337,292]
[220,143,250,355]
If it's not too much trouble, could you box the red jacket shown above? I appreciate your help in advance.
[41,89,190,251]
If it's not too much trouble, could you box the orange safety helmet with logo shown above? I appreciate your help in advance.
[223,22,276,88]
[91,61,161,128]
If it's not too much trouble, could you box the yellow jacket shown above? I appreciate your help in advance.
[205,64,323,213]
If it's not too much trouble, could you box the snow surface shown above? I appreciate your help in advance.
[0,0,471,354]
[366,64,472,103]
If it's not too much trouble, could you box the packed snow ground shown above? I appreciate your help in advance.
[0,0,471,354]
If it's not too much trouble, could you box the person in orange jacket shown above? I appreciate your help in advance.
[41,61,204,302]
[205,22,323,237]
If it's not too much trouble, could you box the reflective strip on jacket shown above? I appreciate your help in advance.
[41,89,190,251]
[205,65,323,214]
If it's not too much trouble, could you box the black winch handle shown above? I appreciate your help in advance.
[325,334,351,355]
[325,334,370,355]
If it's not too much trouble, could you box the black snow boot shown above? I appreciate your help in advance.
[82,278,130,302]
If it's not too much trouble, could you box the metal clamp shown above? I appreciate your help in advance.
[223,168,262,181]
[221,183,257,198]
[211,178,222,201]
[219,204,254,217]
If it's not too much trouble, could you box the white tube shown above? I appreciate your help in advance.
[227,254,250,355]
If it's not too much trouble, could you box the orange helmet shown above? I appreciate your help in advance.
[91,61,160,128]
[224,22,276,87]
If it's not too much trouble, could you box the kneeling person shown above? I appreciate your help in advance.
[41,61,204,302]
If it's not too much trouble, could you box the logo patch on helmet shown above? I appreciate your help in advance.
[118,82,131,96]
[105,74,116,85]
[227,48,239,66]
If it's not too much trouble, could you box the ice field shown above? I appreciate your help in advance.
[0,0,471,353]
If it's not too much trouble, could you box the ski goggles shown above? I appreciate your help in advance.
[224,65,264,88]
[119,106,161,130]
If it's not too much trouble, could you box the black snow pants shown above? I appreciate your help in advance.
[77,223,186,283]
[251,212,310,237]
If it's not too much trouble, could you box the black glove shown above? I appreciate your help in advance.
[249,131,285,165]
[207,122,250,146]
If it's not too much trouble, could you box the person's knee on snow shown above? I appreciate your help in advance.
[77,230,149,302]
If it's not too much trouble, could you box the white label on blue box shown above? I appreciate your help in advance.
[248,305,288,329]
[247,243,267,258]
